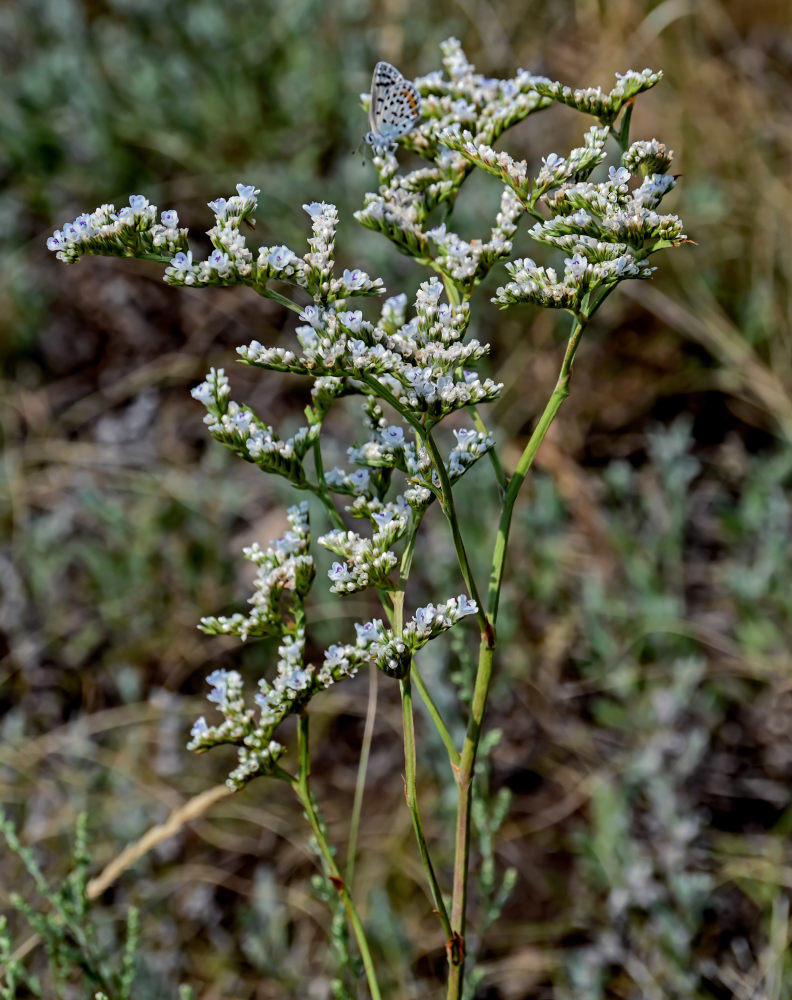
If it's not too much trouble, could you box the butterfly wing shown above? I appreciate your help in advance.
[368,61,421,142]
[369,61,404,134]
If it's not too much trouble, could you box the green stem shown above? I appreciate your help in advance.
[306,433,346,530]
[391,520,456,939]
[400,673,454,939]
[487,314,586,620]
[612,99,634,155]
[445,313,587,999]
[346,665,378,887]
[411,665,460,768]
[254,285,305,313]
[293,714,382,1000]
[467,403,506,491]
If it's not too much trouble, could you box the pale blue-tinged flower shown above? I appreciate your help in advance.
[453,428,479,446]
[355,620,380,644]
[566,252,587,278]
[170,250,194,272]
[207,669,234,708]
[329,562,348,581]
[209,250,232,273]
[349,468,370,490]
[190,716,208,740]
[456,595,477,616]
[129,194,150,214]
[47,230,66,251]
[381,426,405,447]
[609,165,631,186]
[415,605,435,628]
[268,245,297,269]
[339,310,364,332]
[342,268,367,290]
[300,305,321,327]
[284,669,310,691]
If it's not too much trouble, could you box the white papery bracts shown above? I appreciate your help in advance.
[47,195,189,265]
[353,594,479,678]
[198,502,314,641]
[493,157,685,312]
[191,367,317,485]
[239,280,502,420]
[532,68,663,125]
[190,505,375,788]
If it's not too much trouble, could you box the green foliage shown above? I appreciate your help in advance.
[0,811,140,999]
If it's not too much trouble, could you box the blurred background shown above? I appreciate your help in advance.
[2,0,792,996]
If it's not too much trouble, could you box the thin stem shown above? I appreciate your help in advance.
[254,285,305,313]
[293,714,382,1000]
[420,429,489,636]
[346,665,378,887]
[391,520,455,938]
[400,672,453,939]
[304,415,347,531]
[445,313,587,1000]
[411,665,460,768]
[487,314,586,620]
[467,403,506,491]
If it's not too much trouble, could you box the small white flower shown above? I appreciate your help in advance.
[209,249,232,274]
[128,194,150,214]
[343,268,368,290]
[339,310,364,332]
[268,245,297,269]
[190,716,208,740]
[170,251,194,272]
[300,305,321,327]
[381,426,405,447]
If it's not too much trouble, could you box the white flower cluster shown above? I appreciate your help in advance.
[166,198,382,301]
[191,367,317,484]
[261,201,383,301]
[355,39,551,284]
[188,622,372,788]
[439,124,610,207]
[427,187,522,291]
[189,505,382,788]
[47,195,188,264]
[412,37,551,153]
[49,187,385,313]
[163,184,260,286]
[351,594,478,678]
[198,502,315,641]
[320,503,406,593]
[188,511,478,781]
[532,68,663,125]
[239,279,502,420]
[622,138,674,175]
[493,163,684,312]
[495,252,651,312]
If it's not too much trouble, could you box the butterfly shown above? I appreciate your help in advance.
[364,61,421,157]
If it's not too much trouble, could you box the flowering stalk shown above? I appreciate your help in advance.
[291,713,383,1000]
[47,37,688,999]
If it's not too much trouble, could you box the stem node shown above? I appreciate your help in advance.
[446,932,466,966]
